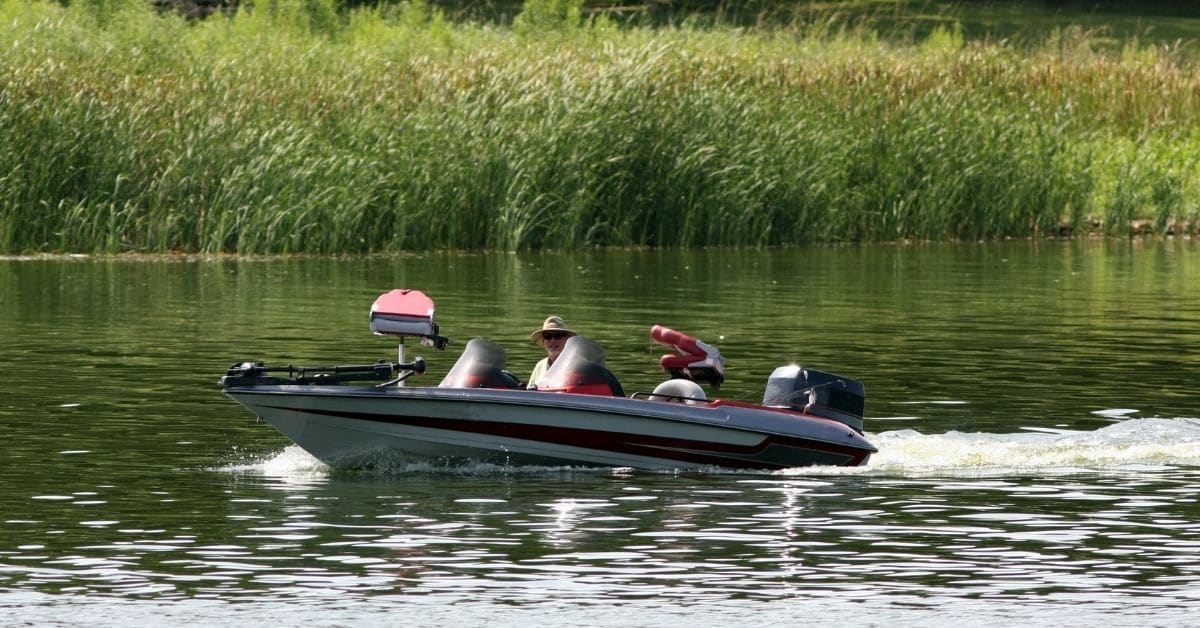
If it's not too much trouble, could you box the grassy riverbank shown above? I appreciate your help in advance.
[1,0,1198,253]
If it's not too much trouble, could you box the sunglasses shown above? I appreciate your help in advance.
[541,332,569,341]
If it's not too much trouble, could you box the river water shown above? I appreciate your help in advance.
[2,241,1198,626]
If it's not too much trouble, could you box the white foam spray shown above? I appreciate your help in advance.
[220,418,1200,479]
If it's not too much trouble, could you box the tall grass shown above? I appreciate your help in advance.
[0,0,1197,254]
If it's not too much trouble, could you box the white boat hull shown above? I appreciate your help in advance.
[224,385,875,470]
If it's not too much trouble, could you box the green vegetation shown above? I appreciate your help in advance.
[1,0,1198,253]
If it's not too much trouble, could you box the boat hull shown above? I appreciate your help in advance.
[224,385,875,470]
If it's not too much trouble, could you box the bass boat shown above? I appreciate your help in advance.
[219,289,875,470]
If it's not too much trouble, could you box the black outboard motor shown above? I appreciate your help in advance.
[762,365,866,433]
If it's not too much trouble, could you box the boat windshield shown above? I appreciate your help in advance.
[539,336,625,396]
[438,338,520,389]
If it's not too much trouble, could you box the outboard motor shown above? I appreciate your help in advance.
[763,365,866,433]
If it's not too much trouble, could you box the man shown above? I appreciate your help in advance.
[527,315,577,389]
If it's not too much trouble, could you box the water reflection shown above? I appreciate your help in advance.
[5,448,1200,607]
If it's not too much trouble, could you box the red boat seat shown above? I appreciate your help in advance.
[650,325,725,387]
[370,289,437,337]
[537,337,625,397]
[538,363,625,397]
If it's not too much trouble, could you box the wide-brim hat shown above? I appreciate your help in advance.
[530,315,577,343]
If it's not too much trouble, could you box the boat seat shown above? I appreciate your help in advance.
[439,369,521,389]
[439,338,521,389]
[650,324,726,387]
[542,363,625,397]
[649,379,708,405]
[537,336,625,397]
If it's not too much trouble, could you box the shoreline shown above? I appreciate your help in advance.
[2,230,1194,261]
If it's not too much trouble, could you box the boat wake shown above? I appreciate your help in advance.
[219,444,620,479]
[846,416,1200,477]
[219,418,1200,479]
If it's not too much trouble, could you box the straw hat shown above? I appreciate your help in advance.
[530,315,577,343]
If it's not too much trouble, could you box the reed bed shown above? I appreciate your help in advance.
[1,0,1197,253]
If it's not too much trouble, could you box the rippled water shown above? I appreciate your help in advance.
[2,242,1198,625]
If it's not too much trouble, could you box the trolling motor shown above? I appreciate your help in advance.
[219,358,427,388]
[220,289,449,389]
